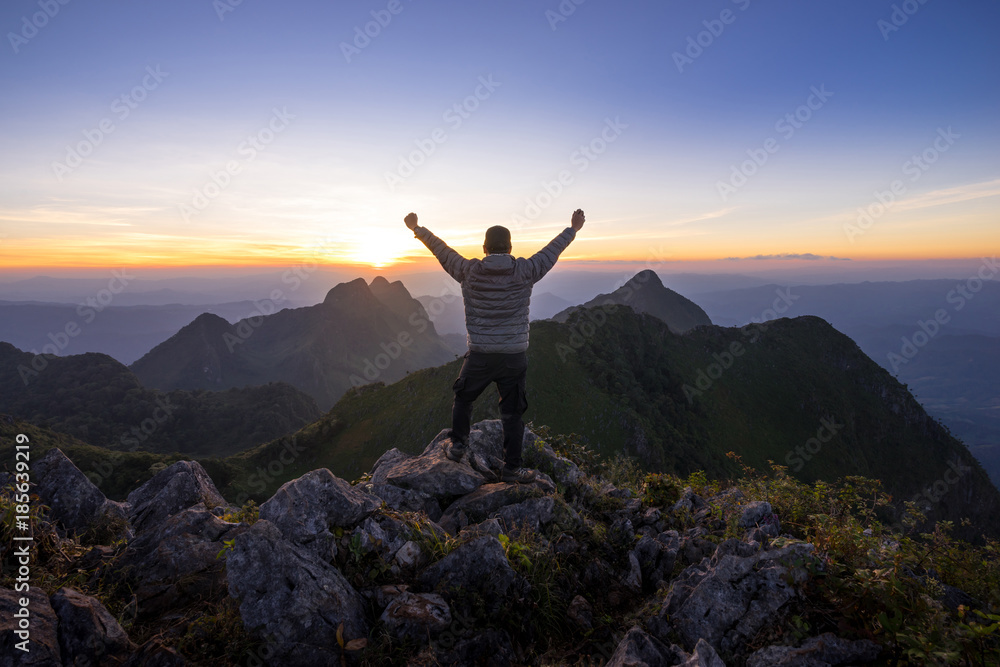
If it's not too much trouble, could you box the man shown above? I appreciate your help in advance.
[404,209,585,483]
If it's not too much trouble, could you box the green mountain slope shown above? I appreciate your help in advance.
[130,277,458,410]
[0,343,320,458]
[231,307,999,537]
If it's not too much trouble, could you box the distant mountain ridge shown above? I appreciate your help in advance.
[552,269,712,333]
[0,342,320,457]
[236,306,999,541]
[130,277,457,410]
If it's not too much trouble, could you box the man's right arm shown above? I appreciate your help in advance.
[412,223,472,283]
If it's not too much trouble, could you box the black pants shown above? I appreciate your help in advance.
[451,350,529,468]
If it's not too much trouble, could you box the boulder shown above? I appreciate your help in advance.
[126,461,227,534]
[380,431,486,499]
[32,448,129,538]
[739,500,780,537]
[367,483,442,521]
[350,513,410,561]
[117,507,245,619]
[0,586,61,666]
[260,468,380,562]
[605,626,685,667]
[437,483,544,534]
[650,538,815,656]
[394,541,425,569]
[567,595,593,630]
[226,520,368,666]
[746,633,881,666]
[50,587,135,665]
[433,627,516,666]
[681,638,727,667]
[380,591,451,640]
[417,535,528,613]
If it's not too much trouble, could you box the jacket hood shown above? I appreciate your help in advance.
[480,253,516,275]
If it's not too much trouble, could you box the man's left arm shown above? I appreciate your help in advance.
[524,209,584,283]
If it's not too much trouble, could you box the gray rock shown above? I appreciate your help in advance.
[380,591,451,640]
[680,638,727,667]
[494,496,559,536]
[367,483,442,520]
[118,507,245,620]
[418,535,528,613]
[672,487,708,514]
[394,540,424,569]
[381,431,487,499]
[623,551,643,593]
[0,586,61,666]
[370,447,412,485]
[438,483,544,534]
[32,448,129,538]
[226,520,368,666]
[351,514,409,561]
[259,468,380,562]
[606,626,686,667]
[458,517,504,540]
[746,633,881,666]
[50,587,135,665]
[126,460,226,534]
[651,539,815,655]
[739,500,780,537]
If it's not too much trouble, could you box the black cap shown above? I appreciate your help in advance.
[484,225,511,253]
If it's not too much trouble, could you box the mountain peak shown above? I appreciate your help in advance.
[627,269,663,288]
[553,269,711,333]
[323,278,377,308]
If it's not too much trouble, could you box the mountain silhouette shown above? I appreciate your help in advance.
[552,269,712,333]
[130,277,457,410]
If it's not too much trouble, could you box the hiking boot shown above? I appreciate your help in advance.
[446,439,468,462]
[501,465,536,484]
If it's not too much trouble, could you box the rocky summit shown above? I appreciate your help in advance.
[2,420,995,666]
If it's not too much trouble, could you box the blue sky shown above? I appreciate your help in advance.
[1,0,998,271]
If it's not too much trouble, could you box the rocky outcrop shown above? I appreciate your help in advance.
[32,448,129,538]
[0,586,62,666]
[380,591,451,640]
[649,538,815,655]
[225,520,368,666]
[417,535,529,614]
[117,507,245,619]
[259,468,380,562]
[50,587,135,665]
[126,460,227,534]
[745,633,881,666]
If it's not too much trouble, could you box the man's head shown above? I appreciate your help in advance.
[483,225,512,255]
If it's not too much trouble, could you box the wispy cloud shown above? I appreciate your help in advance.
[725,253,852,261]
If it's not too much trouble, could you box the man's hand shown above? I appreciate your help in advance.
[404,212,418,230]
[571,209,585,231]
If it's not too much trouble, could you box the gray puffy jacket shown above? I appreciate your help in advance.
[414,226,576,353]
